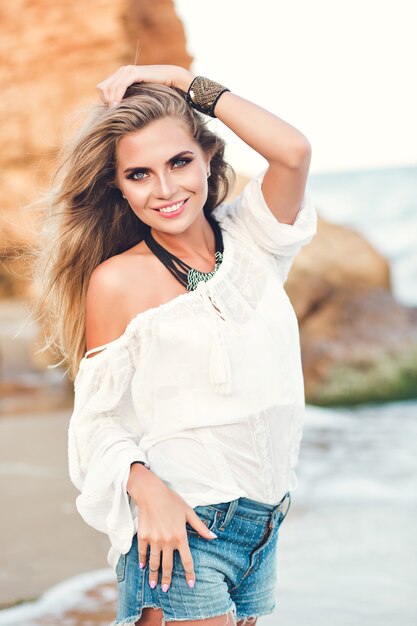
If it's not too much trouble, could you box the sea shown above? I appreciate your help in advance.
[309,164,417,306]
[1,164,416,625]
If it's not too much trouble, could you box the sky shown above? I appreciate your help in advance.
[175,0,417,176]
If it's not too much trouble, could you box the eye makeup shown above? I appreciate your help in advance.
[124,151,195,179]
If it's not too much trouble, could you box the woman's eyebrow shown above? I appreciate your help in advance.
[123,151,194,175]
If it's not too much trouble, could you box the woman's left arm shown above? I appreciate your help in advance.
[179,73,312,226]
[175,71,311,226]
[96,65,312,225]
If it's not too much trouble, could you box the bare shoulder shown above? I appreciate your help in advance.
[85,242,157,357]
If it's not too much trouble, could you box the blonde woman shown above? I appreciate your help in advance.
[34,65,317,625]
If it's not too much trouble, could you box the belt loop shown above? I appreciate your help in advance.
[275,491,290,514]
[279,491,291,522]
[219,498,239,530]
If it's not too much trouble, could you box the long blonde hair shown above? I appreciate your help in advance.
[29,83,235,381]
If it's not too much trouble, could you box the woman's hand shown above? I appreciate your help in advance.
[96,64,194,107]
[127,464,217,592]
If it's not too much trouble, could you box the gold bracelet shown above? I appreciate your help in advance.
[186,76,230,118]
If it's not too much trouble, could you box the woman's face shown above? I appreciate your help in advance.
[115,116,211,234]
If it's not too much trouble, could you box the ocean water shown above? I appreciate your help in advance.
[309,164,417,306]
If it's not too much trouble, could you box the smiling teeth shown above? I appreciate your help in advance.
[159,200,185,213]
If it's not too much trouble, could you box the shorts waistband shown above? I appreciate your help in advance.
[205,492,291,522]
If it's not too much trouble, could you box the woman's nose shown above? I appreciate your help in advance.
[154,172,178,198]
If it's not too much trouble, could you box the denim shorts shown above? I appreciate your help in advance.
[111,491,291,625]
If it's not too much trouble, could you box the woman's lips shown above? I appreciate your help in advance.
[153,198,188,218]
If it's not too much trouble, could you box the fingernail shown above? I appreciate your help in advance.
[111,101,118,108]
[150,580,156,588]
[162,584,169,592]
[188,579,195,588]
[139,562,144,569]
[209,531,218,538]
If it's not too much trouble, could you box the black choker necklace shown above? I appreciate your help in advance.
[143,214,224,291]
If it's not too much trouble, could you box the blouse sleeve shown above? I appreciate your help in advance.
[68,339,148,555]
[215,167,318,282]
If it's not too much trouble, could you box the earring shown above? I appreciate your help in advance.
[207,171,211,177]
[122,194,126,198]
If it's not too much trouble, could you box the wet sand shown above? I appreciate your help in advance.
[0,575,117,626]
[0,410,109,608]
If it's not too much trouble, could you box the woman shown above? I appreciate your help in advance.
[34,65,317,625]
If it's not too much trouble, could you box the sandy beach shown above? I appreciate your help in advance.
[0,410,108,609]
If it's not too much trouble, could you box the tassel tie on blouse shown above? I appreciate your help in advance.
[196,283,241,396]
[209,328,232,395]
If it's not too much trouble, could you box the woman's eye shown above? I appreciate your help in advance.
[128,159,191,181]
[131,171,147,181]
[173,158,190,167]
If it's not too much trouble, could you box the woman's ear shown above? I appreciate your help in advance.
[206,155,213,177]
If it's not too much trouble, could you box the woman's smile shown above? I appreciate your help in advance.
[152,198,189,217]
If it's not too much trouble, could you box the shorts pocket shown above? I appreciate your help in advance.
[116,553,126,582]
[185,505,218,535]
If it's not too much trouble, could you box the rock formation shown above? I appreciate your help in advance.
[0,0,191,296]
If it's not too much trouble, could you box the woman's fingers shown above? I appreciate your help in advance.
[137,534,195,590]
[96,65,148,106]
[161,549,174,592]
[96,64,185,107]
[138,540,148,569]
[137,529,162,588]
[133,490,209,591]
[96,67,129,106]
[115,66,147,105]
[109,67,141,106]
[137,532,148,570]
[96,77,127,107]
[186,511,218,540]
[178,540,196,588]
[148,545,161,589]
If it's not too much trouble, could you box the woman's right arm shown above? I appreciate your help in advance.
[83,261,217,592]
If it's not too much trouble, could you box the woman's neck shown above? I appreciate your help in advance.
[150,213,215,260]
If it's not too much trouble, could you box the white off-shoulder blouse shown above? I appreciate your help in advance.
[68,167,318,570]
